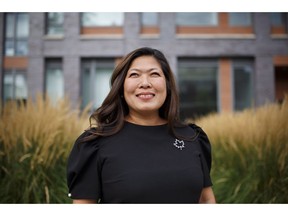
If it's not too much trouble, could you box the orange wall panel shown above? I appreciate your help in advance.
[81,27,123,35]
[3,57,28,69]
[219,59,232,112]
[273,56,288,66]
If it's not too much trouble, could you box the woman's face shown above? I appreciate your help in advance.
[124,55,167,117]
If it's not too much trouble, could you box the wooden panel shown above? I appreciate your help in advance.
[176,13,253,35]
[81,27,123,35]
[271,26,286,35]
[140,26,160,34]
[273,56,288,66]
[3,57,28,69]
[219,59,232,112]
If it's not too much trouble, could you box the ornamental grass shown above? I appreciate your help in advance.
[0,95,90,203]
[194,96,288,203]
[1,95,287,203]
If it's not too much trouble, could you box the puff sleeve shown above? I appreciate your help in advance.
[66,130,102,201]
[189,124,213,187]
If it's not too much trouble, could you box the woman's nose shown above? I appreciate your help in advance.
[139,76,151,88]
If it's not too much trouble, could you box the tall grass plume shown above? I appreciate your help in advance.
[0,95,90,203]
[193,96,288,203]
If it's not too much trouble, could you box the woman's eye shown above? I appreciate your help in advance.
[151,72,160,77]
[129,73,139,78]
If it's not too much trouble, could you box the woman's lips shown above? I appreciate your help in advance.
[136,93,155,99]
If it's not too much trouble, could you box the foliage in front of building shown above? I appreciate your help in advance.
[0,95,287,203]
[0,95,90,203]
[195,95,288,203]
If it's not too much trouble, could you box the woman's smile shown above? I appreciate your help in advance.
[124,55,167,118]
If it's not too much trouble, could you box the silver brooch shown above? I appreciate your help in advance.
[173,139,185,150]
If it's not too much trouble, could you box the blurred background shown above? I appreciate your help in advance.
[0,12,288,203]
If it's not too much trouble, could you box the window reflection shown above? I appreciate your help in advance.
[270,13,284,26]
[229,13,252,26]
[178,59,218,119]
[45,59,64,105]
[233,60,254,111]
[46,13,64,35]
[81,12,124,27]
[176,13,218,26]
[81,59,114,110]
[4,13,29,56]
[141,13,158,26]
[4,70,28,103]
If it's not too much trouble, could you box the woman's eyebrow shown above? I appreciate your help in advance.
[128,68,160,72]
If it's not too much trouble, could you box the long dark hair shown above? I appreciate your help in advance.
[84,47,186,141]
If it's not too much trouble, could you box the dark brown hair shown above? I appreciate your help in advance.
[85,47,185,140]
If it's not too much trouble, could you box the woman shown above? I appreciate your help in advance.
[67,47,216,203]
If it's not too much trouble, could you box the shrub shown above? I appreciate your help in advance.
[194,97,288,203]
[0,96,90,203]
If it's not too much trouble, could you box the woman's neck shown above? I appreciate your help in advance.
[125,113,167,126]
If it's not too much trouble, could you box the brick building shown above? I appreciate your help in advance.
[1,12,288,119]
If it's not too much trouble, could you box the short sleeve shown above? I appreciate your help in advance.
[66,130,102,201]
[189,124,213,187]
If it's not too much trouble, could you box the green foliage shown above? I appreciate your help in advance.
[1,95,287,203]
[194,96,288,203]
[0,96,89,203]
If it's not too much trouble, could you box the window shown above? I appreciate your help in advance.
[45,13,64,35]
[140,12,159,35]
[81,13,124,27]
[270,13,284,26]
[81,59,114,110]
[80,13,124,35]
[4,13,29,56]
[3,70,28,103]
[45,59,64,104]
[232,60,254,111]
[269,13,286,35]
[176,13,218,26]
[229,13,252,26]
[141,13,158,26]
[178,59,218,119]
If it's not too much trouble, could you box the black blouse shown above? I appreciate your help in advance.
[67,122,213,203]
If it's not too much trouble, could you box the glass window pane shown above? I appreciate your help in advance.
[141,13,158,26]
[5,40,15,56]
[3,71,27,102]
[15,73,28,99]
[16,40,28,56]
[4,73,14,102]
[81,59,114,110]
[16,13,29,38]
[5,13,15,38]
[45,60,64,104]
[178,59,218,119]
[270,13,283,26]
[82,67,91,109]
[81,12,124,27]
[46,13,64,35]
[229,13,252,26]
[176,13,218,26]
[94,67,113,109]
[233,60,253,111]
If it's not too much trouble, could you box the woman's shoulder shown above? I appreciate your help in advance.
[188,123,210,141]
[72,127,101,151]
[174,123,202,139]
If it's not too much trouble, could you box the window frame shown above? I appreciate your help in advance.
[231,59,254,111]
[3,69,28,103]
[4,13,29,56]
[176,12,253,35]
[45,12,64,36]
[80,12,124,35]
[44,58,64,104]
[177,58,220,119]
